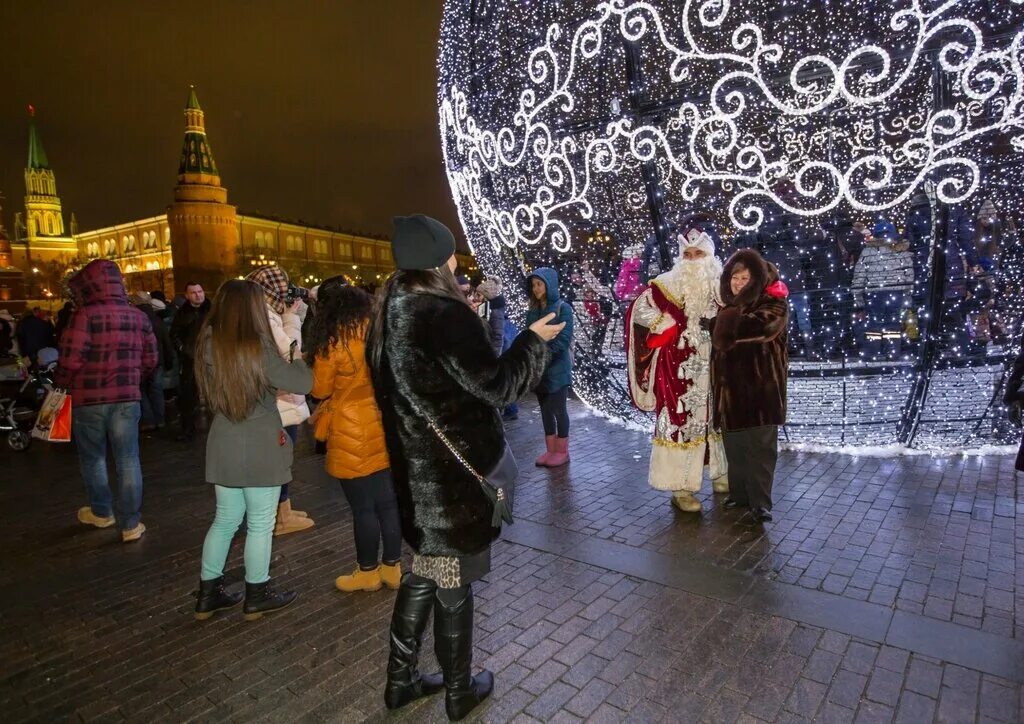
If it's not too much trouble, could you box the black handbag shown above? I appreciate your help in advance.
[422,412,517,527]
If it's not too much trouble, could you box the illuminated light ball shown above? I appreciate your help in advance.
[437,0,1024,449]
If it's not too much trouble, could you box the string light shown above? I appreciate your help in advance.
[437,0,1024,451]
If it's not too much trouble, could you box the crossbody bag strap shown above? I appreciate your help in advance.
[407,397,487,484]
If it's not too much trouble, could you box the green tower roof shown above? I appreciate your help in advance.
[178,88,219,179]
[27,107,49,170]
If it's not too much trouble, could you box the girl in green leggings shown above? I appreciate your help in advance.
[191,279,313,621]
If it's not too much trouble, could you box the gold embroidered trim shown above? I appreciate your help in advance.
[651,279,683,310]
[653,436,707,450]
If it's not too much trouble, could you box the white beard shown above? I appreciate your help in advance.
[656,255,723,325]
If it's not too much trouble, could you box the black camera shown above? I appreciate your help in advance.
[285,284,310,306]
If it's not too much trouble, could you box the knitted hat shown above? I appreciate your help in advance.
[391,215,456,271]
[872,219,899,240]
[978,199,998,220]
[478,278,502,300]
[130,291,152,306]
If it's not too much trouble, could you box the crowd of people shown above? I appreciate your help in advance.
[34,203,868,721]
[563,195,1021,364]
[40,215,566,721]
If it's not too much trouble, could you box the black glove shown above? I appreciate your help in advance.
[698,318,713,331]
[1009,401,1022,428]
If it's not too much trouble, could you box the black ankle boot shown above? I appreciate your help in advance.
[243,579,297,621]
[384,574,444,710]
[194,577,243,620]
[434,586,493,721]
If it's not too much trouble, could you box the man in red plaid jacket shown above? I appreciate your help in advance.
[55,260,159,542]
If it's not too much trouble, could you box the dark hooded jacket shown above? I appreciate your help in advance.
[54,260,158,407]
[372,286,549,556]
[525,267,574,392]
[712,249,789,432]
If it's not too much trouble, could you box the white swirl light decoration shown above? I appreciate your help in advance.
[437,0,1024,447]
[440,0,1022,244]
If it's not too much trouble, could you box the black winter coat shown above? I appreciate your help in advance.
[169,299,210,362]
[373,288,549,556]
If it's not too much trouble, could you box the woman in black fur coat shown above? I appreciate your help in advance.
[367,215,563,721]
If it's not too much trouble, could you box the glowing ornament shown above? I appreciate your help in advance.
[437,0,1024,450]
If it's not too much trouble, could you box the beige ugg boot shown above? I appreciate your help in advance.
[274,499,315,536]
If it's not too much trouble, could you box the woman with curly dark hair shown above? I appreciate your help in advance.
[307,277,402,594]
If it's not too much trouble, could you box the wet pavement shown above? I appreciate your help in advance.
[1,398,1022,723]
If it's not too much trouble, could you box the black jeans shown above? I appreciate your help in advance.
[723,425,779,511]
[178,360,198,435]
[536,386,570,437]
[339,469,402,570]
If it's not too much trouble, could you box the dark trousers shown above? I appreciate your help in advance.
[279,425,300,502]
[140,371,165,427]
[537,386,570,437]
[723,425,779,511]
[339,469,402,570]
[178,360,198,435]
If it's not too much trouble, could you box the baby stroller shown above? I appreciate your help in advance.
[0,348,58,451]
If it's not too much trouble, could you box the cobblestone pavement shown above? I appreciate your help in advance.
[1,399,1022,723]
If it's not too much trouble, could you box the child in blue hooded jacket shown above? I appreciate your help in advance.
[525,267,574,466]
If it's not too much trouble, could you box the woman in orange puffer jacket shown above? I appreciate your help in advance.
[308,278,401,592]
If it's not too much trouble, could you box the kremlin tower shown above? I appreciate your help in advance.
[166,88,239,290]
[15,107,77,272]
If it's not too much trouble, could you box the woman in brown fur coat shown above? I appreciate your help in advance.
[711,248,789,523]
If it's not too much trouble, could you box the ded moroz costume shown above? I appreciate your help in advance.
[626,219,729,513]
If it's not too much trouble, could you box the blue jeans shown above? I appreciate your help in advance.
[140,372,165,427]
[72,402,144,530]
[200,485,281,584]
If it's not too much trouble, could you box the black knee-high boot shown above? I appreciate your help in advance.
[384,574,444,710]
[434,585,493,721]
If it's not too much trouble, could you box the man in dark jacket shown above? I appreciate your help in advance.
[55,260,159,542]
[169,281,210,441]
[131,291,174,431]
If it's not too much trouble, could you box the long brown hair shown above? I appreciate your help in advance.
[366,265,467,379]
[194,279,273,423]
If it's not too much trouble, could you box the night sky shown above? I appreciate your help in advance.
[0,1,460,242]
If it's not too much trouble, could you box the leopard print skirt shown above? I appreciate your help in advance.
[412,547,491,589]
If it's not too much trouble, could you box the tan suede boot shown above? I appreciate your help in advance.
[335,566,383,592]
[274,499,315,536]
[380,562,402,590]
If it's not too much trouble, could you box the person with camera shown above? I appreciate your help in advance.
[367,215,563,720]
[246,266,315,536]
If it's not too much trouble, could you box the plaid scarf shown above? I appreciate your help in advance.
[247,266,289,315]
